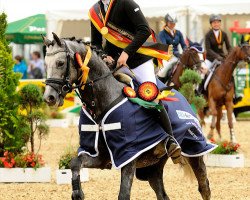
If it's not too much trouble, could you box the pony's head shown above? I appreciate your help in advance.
[181,38,207,73]
[42,33,87,106]
[237,35,250,63]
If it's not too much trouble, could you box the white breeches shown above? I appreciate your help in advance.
[157,56,178,78]
[131,59,156,84]
[205,59,213,69]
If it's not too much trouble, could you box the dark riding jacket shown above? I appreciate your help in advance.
[91,0,152,68]
[205,29,232,62]
[158,29,187,58]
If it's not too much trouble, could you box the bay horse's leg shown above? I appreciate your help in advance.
[225,101,236,143]
[147,157,170,200]
[118,160,137,200]
[198,109,206,127]
[215,106,222,140]
[71,154,111,200]
[187,156,211,200]
[207,98,217,140]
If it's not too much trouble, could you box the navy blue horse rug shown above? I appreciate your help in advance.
[78,87,217,169]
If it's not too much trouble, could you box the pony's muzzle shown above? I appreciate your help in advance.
[43,94,56,106]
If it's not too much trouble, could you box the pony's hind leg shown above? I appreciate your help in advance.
[187,156,211,200]
[147,157,170,200]
[71,154,111,200]
[118,159,137,200]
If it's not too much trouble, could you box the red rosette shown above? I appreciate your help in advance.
[123,86,137,98]
[138,82,159,102]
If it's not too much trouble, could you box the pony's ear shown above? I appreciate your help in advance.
[239,35,245,46]
[52,32,62,46]
[199,38,204,46]
[186,37,193,47]
[41,34,51,46]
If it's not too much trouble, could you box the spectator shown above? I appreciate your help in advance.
[29,51,44,79]
[13,55,28,79]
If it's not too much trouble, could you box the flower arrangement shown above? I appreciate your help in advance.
[0,151,45,169]
[210,139,240,155]
[58,147,77,169]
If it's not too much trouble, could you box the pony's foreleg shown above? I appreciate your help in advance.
[208,99,217,140]
[225,101,236,143]
[148,156,170,200]
[187,156,211,200]
[71,154,110,200]
[118,159,137,200]
[215,106,222,139]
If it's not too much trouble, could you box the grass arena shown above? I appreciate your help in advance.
[0,122,249,200]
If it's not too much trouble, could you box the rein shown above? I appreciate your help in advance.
[179,48,204,70]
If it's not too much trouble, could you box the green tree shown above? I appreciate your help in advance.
[19,84,49,153]
[0,13,29,155]
[179,69,206,112]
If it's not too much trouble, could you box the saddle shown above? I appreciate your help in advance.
[203,59,221,91]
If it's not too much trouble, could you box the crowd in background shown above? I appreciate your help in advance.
[13,51,45,79]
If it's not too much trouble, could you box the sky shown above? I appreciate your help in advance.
[1,0,250,23]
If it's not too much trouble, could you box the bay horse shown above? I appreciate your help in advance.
[200,40,250,143]
[161,41,207,90]
[43,33,211,200]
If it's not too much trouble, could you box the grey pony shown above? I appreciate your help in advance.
[43,33,211,200]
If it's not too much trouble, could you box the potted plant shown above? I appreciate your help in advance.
[56,147,89,184]
[0,150,51,182]
[0,13,51,183]
[205,139,244,168]
[179,69,206,113]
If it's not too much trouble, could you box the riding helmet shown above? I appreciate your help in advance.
[209,14,222,24]
[165,13,177,23]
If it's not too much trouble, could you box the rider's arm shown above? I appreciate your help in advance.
[90,22,103,50]
[158,31,166,44]
[122,0,151,57]
[179,31,187,50]
[205,32,223,61]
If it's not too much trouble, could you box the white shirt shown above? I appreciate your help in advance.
[165,26,175,37]
[101,0,110,12]
[213,29,220,38]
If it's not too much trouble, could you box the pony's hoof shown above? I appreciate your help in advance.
[71,190,84,200]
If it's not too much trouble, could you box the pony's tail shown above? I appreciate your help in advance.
[179,157,196,182]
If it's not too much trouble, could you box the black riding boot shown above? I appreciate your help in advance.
[157,76,166,84]
[157,101,181,164]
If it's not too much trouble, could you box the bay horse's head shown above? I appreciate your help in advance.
[180,38,207,74]
[237,36,250,63]
[42,33,89,106]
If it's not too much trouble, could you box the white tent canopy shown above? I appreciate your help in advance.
[44,0,250,41]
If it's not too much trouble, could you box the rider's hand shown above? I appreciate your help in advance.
[103,56,114,64]
[217,56,224,61]
[117,51,129,67]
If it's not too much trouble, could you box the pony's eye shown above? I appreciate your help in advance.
[57,60,65,68]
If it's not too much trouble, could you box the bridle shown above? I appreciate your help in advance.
[45,41,76,95]
[179,47,205,70]
[44,40,124,118]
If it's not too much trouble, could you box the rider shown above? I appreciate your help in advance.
[202,14,241,103]
[90,0,181,163]
[205,14,231,68]
[157,13,187,82]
